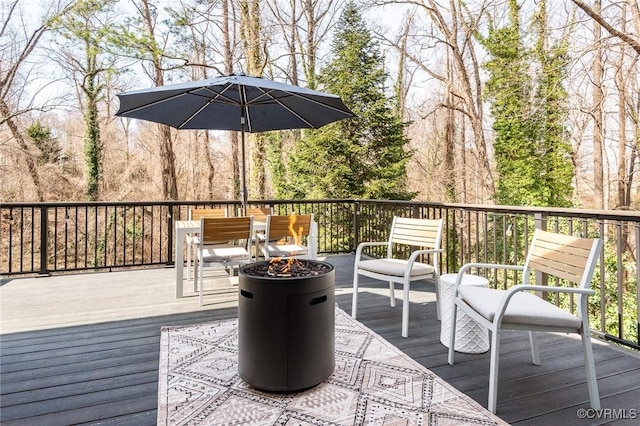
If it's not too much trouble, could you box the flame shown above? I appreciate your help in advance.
[288,215,303,250]
[268,215,304,275]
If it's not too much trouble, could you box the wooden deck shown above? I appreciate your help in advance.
[1,254,639,425]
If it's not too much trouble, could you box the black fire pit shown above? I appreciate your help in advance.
[238,259,335,392]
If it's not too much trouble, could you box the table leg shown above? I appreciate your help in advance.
[175,228,184,298]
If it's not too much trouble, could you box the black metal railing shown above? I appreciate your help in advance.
[1,199,638,350]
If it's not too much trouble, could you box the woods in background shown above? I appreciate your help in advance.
[2,0,639,210]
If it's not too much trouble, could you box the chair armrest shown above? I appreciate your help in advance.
[355,241,389,260]
[403,248,443,278]
[489,285,596,325]
[407,248,442,262]
[452,262,524,292]
[505,285,595,297]
[458,262,524,276]
[415,248,443,254]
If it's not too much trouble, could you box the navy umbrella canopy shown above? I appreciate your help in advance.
[116,74,354,209]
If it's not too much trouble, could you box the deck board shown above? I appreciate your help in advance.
[1,254,639,425]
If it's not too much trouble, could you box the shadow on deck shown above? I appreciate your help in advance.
[1,255,639,425]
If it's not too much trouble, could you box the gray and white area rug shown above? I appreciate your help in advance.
[158,307,508,425]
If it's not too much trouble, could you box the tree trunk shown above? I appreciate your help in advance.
[426,0,495,201]
[444,53,456,202]
[0,99,44,201]
[615,30,628,209]
[592,0,605,209]
[221,0,241,202]
[240,0,266,200]
[141,0,178,200]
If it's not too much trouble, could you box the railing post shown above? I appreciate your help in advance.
[39,206,49,275]
[533,213,548,297]
[353,201,360,252]
[167,205,174,266]
[534,212,547,231]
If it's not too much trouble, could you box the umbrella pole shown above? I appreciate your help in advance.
[241,116,248,214]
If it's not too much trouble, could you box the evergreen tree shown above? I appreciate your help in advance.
[27,122,63,165]
[481,0,573,207]
[286,1,414,200]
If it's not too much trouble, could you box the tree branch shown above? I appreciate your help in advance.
[571,0,640,55]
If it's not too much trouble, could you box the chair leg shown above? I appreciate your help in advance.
[198,255,204,306]
[186,242,191,281]
[352,271,359,319]
[581,328,601,409]
[447,300,458,365]
[529,331,541,365]
[192,245,198,293]
[389,281,396,307]
[193,250,199,292]
[488,328,501,414]
[401,280,410,338]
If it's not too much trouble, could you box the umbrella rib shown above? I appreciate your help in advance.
[119,92,190,115]
[251,88,352,127]
[179,84,241,129]
[251,88,314,128]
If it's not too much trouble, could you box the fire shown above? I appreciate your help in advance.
[268,215,304,276]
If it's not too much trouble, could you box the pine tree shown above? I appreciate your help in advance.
[27,122,63,165]
[286,1,414,200]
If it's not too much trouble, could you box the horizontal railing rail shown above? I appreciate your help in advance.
[1,199,638,350]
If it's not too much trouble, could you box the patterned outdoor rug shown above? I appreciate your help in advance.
[158,307,509,425]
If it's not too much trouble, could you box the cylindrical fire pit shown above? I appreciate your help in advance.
[238,260,335,392]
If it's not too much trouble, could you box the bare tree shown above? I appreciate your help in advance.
[222,0,242,202]
[590,0,606,209]
[119,0,179,200]
[375,0,496,203]
[1,0,77,201]
[240,0,268,200]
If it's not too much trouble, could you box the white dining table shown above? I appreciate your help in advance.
[174,219,266,298]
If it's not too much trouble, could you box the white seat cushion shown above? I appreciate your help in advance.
[357,258,435,278]
[264,243,309,257]
[201,245,250,262]
[458,286,582,329]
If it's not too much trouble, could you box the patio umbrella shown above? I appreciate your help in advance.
[115,74,354,210]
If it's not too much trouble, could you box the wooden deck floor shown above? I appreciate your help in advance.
[1,255,639,425]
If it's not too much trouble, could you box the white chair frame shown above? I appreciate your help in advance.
[196,216,253,306]
[186,208,228,286]
[352,216,443,338]
[447,229,602,413]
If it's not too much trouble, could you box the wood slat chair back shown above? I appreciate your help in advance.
[525,230,597,286]
[202,217,252,245]
[389,217,442,251]
[190,208,228,220]
[246,207,272,221]
[265,214,313,242]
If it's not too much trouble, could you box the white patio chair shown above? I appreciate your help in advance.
[352,216,443,338]
[448,229,602,413]
[196,216,253,306]
[260,214,317,260]
[246,206,273,259]
[186,208,228,284]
